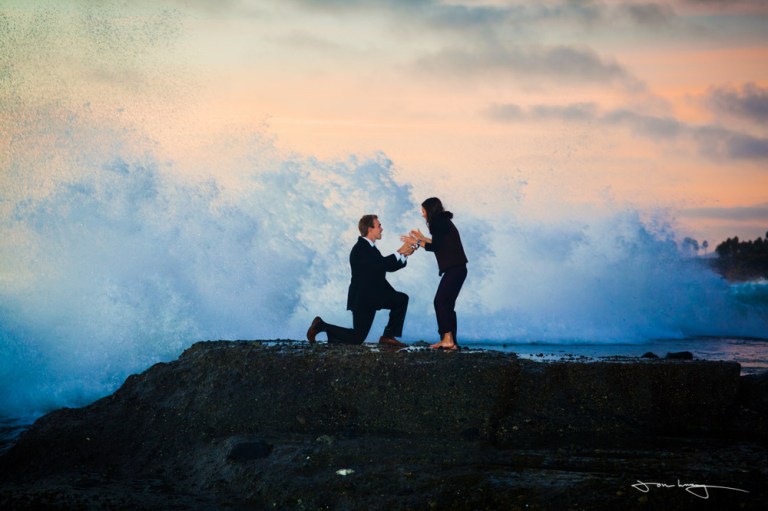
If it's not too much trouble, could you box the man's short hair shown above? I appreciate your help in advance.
[358,214,378,237]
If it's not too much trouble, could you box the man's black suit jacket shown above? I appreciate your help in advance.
[346,237,406,312]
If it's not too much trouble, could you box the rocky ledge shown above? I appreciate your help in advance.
[1,341,767,510]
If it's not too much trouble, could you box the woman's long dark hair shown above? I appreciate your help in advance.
[422,197,452,228]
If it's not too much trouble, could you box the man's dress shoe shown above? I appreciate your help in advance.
[378,336,407,348]
[306,316,322,344]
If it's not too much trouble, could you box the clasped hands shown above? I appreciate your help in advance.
[397,229,429,256]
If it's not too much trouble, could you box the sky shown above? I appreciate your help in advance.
[2,0,768,245]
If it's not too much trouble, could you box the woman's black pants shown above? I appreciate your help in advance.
[434,265,467,340]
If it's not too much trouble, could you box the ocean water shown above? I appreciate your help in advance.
[2,105,768,439]
[473,336,768,375]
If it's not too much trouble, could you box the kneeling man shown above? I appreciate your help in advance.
[307,214,415,347]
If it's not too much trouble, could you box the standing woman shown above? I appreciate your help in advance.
[409,197,468,350]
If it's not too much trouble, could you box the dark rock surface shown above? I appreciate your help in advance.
[666,351,695,360]
[1,341,766,510]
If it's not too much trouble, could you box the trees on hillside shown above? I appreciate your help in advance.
[712,232,768,281]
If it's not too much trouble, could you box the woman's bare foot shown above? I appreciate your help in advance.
[430,333,457,350]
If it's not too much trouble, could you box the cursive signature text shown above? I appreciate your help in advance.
[632,479,749,499]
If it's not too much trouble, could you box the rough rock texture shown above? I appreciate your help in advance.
[1,341,766,510]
